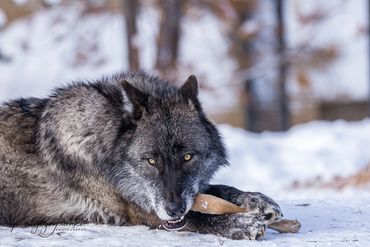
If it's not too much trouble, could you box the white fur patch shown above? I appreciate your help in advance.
[121,90,134,115]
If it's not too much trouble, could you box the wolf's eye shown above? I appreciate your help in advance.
[183,154,192,161]
[147,158,156,166]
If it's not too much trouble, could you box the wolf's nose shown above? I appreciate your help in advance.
[165,201,186,218]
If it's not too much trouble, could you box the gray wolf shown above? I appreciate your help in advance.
[0,72,282,240]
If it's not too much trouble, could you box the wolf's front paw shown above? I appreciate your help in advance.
[232,192,283,225]
[187,212,268,240]
[216,214,267,240]
[205,185,283,225]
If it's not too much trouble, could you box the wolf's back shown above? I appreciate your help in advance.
[0,98,50,225]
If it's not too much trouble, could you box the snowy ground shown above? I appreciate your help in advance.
[1,120,370,246]
[1,191,369,247]
[214,119,370,193]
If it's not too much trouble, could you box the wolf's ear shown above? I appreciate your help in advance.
[122,80,148,119]
[180,75,198,100]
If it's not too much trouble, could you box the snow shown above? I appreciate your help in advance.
[0,9,7,28]
[2,120,370,246]
[11,0,28,6]
[179,8,238,112]
[0,4,127,101]
[286,0,369,102]
[136,4,159,71]
[1,192,369,246]
[214,119,370,193]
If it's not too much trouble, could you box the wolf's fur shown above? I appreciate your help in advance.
[0,72,282,239]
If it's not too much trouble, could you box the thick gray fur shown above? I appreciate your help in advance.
[0,72,282,240]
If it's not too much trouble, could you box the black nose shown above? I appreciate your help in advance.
[165,200,186,218]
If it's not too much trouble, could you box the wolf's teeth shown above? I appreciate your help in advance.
[167,216,186,225]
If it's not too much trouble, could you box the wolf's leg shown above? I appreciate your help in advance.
[204,184,283,224]
[184,211,267,240]
[180,185,283,240]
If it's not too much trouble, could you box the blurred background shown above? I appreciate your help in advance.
[1,0,370,192]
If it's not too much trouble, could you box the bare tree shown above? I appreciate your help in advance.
[368,0,370,116]
[156,0,183,80]
[123,0,139,71]
[245,0,290,132]
[276,0,289,130]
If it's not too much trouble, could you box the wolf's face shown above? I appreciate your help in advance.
[111,76,228,229]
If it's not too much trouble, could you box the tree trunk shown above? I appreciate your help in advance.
[368,0,370,116]
[124,0,139,71]
[276,0,289,130]
[156,0,183,80]
[242,0,289,132]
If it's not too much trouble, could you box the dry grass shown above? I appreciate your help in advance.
[323,164,370,189]
[291,164,370,190]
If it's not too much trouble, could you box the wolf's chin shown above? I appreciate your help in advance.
[155,186,198,230]
[160,193,196,231]
[154,202,190,231]
[162,215,187,231]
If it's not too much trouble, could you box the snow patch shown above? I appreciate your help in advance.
[214,119,370,193]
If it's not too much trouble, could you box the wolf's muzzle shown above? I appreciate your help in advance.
[165,200,186,218]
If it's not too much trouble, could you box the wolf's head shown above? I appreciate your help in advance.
[37,72,227,229]
[111,74,228,229]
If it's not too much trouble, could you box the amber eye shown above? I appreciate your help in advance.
[148,158,156,165]
[183,154,192,161]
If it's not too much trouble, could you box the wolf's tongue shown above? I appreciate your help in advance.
[162,218,187,231]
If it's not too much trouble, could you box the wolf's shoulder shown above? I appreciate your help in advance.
[0,97,48,120]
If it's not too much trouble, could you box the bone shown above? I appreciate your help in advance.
[191,193,301,234]
[191,193,247,214]
[268,219,301,233]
